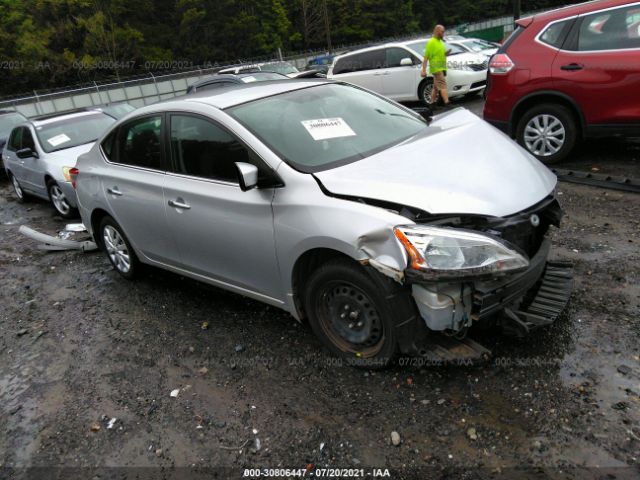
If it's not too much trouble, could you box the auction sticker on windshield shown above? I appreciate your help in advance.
[47,133,71,147]
[301,117,356,141]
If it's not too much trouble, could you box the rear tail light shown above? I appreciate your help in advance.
[489,54,515,74]
[69,167,79,189]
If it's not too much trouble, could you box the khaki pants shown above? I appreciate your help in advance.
[433,71,447,91]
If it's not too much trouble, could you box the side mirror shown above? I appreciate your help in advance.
[400,57,413,66]
[235,162,258,191]
[17,148,38,159]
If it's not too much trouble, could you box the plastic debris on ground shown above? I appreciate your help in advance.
[19,224,97,252]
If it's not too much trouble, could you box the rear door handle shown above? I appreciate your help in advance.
[561,63,583,71]
[168,199,191,210]
[107,187,123,196]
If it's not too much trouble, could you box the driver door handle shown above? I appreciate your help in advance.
[168,199,191,210]
[561,63,584,71]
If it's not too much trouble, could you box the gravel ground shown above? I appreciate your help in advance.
[1,99,639,479]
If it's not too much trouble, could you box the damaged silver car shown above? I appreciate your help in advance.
[74,81,572,364]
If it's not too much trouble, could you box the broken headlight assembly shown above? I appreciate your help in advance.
[394,226,529,280]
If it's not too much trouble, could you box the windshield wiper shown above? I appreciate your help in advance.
[374,108,419,121]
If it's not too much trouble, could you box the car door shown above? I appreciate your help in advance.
[552,4,640,125]
[332,50,385,94]
[162,112,282,301]
[100,114,179,265]
[19,126,47,196]
[381,47,421,100]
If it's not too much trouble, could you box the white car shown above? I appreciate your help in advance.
[447,37,500,57]
[327,39,488,105]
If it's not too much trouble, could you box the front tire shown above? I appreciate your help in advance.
[516,103,578,164]
[418,78,434,106]
[99,216,140,279]
[47,180,78,218]
[303,259,400,366]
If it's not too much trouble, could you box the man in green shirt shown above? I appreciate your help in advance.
[421,25,450,107]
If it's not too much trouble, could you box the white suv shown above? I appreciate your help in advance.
[328,39,488,105]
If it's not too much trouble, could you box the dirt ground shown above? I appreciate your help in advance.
[1,101,639,479]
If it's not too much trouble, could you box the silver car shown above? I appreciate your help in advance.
[74,81,572,364]
[3,111,116,218]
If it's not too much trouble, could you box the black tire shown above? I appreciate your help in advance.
[303,258,404,367]
[418,78,434,106]
[46,179,78,219]
[9,172,28,203]
[516,103,578,164]
[99,216,140,280]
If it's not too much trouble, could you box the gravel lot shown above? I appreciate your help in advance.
[1,97,639,479]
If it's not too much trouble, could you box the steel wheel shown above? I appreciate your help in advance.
[11,174,25,200]
[49,183,71,216]
[103,225,131,274]
[315,280,385,357]
[523,113,566,157]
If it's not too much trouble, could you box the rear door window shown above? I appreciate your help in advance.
[109,116,163,170]
[577,5,640,50]
[334,50,385,74]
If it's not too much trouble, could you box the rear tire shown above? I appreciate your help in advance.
[303,258,401,367]
[9,173,28,203]
[516,103,578,164]
[47,180,78,219]
[99,216,140,280]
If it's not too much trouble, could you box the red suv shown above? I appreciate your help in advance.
[484,0,640,164]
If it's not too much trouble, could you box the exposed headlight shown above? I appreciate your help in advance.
[394,226,529,279]
[62,166,73,182]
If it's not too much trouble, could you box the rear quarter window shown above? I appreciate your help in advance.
[539,19,574,48]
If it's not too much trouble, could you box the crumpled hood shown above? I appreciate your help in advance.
[314,109,557,218]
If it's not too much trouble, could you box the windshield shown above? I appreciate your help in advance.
[35,112,115,153]
[460,39,497,52]
[99,104,135,119]
[241,72,286,82]
[0,112,27,137]
[227,83,427,173]
[406,40,465,57]
[261,62,299,75]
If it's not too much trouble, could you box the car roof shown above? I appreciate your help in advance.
[335,40,426,59]
[140,80,330,112]
[522,0,632,24]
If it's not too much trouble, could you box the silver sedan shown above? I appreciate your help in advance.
[74,80,571,365]
[3,111,115,218]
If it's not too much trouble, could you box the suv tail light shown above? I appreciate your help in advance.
[489,54,515,74]
[69,167,79,189]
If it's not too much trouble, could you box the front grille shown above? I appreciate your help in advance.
[468,60,489,71]
[486,198,562,258]
[470,80,487,89]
